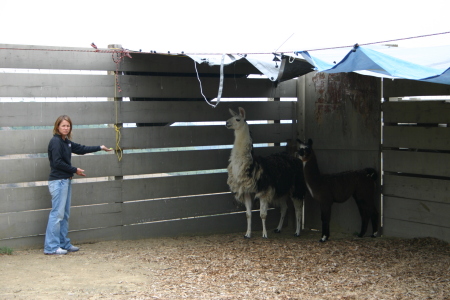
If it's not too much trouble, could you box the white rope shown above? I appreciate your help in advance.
[215,54,225,107]
[194,54,226,108]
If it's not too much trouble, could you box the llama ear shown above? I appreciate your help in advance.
[229,108,238,117]
[307,138,313,146]
[238,107,246,119]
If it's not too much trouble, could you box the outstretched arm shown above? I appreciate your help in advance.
[100,145,113,152]
[73,145,112,177]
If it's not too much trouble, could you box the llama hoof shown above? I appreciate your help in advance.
[273,229,281,233]
[371,234,377,238]
[244,235,251,239]
[294,233,300,237]
[319,235,328,242]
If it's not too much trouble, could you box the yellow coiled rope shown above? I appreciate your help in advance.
[114,76,123,162]
[114,123,123,161]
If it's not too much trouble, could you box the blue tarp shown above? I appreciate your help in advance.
[295,45,450,85]
[188,45,450,85]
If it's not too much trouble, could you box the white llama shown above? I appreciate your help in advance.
[226,107,306,238]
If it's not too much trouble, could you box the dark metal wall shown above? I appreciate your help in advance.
[297,72,382,237]
[297,73,450,243]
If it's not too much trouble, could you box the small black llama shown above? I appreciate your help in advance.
[297,139,378,242]
[226,107,306,238]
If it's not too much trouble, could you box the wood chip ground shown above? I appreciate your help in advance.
[1,230,449,299]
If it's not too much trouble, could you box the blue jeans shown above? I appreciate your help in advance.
[44,179,73,253]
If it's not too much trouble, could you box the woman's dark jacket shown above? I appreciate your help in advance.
[48,134,100,181]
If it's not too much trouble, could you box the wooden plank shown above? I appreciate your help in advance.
[382,101,450,124]
[0,185,50,213]
[0,102,116,127]
[384,196,450,228]
[0,45,261,75]
[0,227,122,250]
[0,73,296,98]
[0,211,281,248]
[0,154,120,184]
[0,123,293,155]
[123,124,295,149]
[122,173,230,202]
[0,101,296,127]
[0,45,117,71]
[0,235,46,250]
[383,174,450,203]
[383,126,450,150]
[0,180,122,214]
[69,203,123,230]
[383,217,450,243]
[0,145,285,184]
[122,126,231,150]
[122,209,280,240]
[121,149,230,176]
[383,79,450,98]
[0,203,122,239]
[122,193,240,225]
[0,128,116,155]
[383,150,450,177]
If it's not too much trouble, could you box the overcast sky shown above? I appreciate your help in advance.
[1,0,450,54]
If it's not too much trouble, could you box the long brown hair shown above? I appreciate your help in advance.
[53,115,73,140]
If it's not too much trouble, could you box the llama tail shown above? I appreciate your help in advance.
[364,168,377,181]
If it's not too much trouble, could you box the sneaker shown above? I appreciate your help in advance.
[64,246,79,252]
[45,248,67,255]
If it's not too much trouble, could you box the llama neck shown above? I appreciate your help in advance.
[231,125,253,160]
[303,150,323,192]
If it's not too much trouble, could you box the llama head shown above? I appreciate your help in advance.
[226,107,247,130]
[296,138,313,162]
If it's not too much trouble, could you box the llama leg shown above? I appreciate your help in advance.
[320,204,332,242]
[274,199,287,233]
[358,213,370,238]
[292,198,303,237]
[260,199,269,238]
[243,193,252,238]
[370,206,379,238]
[355,198,370,238]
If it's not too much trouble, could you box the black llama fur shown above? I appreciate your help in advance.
[297,139,378,242]
[226,107,306,238]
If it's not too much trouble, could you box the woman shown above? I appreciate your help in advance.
[44,115,112,255]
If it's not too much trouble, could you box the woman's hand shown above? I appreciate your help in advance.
[101,145,113,152]
[76,168,86,176]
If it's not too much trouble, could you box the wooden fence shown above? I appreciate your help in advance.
[0,44,298,249]
[382,99,450,242]
[2,44,449,248]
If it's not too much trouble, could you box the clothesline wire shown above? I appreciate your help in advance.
[0,31,449,56]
